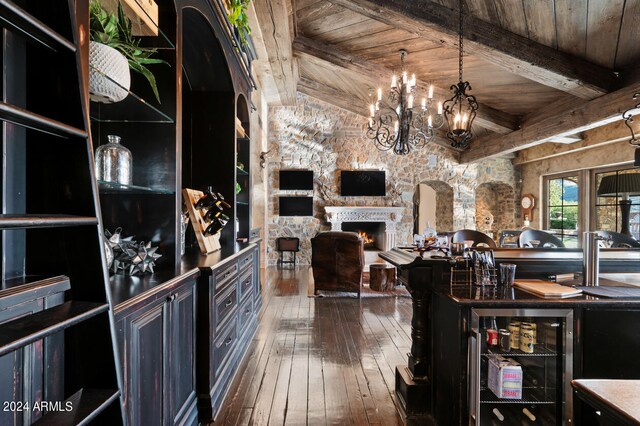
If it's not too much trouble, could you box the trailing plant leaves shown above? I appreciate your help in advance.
[227,0,251,46]
[89,0,168,103]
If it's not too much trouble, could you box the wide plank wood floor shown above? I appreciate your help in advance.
[215,266,412,425]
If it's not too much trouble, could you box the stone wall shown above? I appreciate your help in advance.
[266,93,519,264]
[475,182,517,236]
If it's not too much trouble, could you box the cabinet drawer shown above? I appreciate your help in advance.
[238,250,254,272]
[214,286,237,331]
[213,320,237,380]
[214,262,238,289]
[238,294,253,334]
[239,269,253,301]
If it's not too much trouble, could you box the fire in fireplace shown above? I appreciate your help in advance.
[341,222,384,250]
[357,231,374,245]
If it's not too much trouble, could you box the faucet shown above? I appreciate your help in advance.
[583,232,608,286]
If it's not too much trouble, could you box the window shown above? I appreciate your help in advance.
[545,175,579,247]
[594,167,640,240]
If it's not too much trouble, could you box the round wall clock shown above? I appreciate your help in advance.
[521,194,535,220]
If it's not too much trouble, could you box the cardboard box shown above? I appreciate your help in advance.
[488,355,522,399]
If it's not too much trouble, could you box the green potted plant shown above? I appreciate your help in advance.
[89,0,167,103]
[227,0,251,46]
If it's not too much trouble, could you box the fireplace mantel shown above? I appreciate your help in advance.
[324,206,404,251]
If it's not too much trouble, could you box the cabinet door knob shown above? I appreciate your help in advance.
[225,337,233,346]
[167,294,176,302]
[225,299,233,307]
[245,309,251,316]
[244,258,250,263]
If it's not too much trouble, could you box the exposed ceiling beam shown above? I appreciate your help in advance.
[460,83,640,163]
[253,0,297,105]
[292,36,519,134]
[514,121,635,165]
[327,0,615,99]
[297,77,461,154]
[297,77,368,116]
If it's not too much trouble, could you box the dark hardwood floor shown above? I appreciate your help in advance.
[215,266,412,425]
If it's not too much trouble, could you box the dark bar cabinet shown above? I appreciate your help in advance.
[380,247,640,426]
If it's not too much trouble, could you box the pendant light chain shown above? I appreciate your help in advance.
[458,0,463,84]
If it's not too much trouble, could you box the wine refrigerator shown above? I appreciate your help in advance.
[469,308,574,425]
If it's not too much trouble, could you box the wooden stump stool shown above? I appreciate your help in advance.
[369,264,396,291]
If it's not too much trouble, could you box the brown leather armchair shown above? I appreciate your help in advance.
[311,231,364,297]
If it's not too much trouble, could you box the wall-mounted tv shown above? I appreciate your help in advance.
[279,196,313,216]
[340,170,386,196]
[279,170,314,190]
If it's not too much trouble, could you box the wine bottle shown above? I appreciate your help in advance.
[195,186,218,209]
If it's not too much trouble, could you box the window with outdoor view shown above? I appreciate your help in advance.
[594,167,640,240]
[546,175,579,247]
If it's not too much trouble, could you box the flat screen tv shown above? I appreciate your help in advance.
[279,170,314,190]
[340,170,386,196]
[279,196,313,216]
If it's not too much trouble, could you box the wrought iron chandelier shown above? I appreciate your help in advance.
[366,50,444,155]
[622,92,640,166]
[443,0,479,149]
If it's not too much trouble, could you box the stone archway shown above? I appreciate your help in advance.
[475,182,516,237]
[413,180,454,233]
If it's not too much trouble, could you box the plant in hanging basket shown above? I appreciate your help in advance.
[89,0,168,103]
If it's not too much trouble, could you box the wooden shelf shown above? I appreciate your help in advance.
[0,214,97,229]
[0,102,87,139]
[0,0,75,52]
[0,301,108,356]
[33,388,120,426]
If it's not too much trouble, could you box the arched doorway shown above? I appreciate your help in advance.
[413,181,454,234]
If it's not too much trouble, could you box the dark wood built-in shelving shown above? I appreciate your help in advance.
[0,102,88,138]
[0,0,75,52]
[0,301,108,356]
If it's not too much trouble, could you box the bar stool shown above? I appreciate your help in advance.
[276,237,300,268]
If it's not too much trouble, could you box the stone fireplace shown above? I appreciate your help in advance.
[324,206,404,251]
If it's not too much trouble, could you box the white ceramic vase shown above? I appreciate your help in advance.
[89,41,130,103]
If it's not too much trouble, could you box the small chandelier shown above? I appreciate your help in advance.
[622,92,640,166]
[443,0,479,149]
[366,50,444,155]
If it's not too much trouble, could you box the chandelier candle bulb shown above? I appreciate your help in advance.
[403,71,407,84]
[438,102,443,115]
[377,88,382,101]
[428,115,433,128]
[422,98,426,110]
[428,85,434,99]
[394,121,399,133]
[391,75,397,88]
[370,104,375,117]
[408,95,414,109]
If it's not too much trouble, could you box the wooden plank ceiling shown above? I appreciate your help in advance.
[255,0,640,162]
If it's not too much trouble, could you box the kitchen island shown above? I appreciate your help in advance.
[380,247,640,425]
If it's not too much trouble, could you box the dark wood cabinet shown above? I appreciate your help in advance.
[197,243,262,421]
[116,277,198,426]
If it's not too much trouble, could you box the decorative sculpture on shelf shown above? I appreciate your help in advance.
[105,228,162,275]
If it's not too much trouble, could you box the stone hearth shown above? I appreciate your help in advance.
[325,206,404,251]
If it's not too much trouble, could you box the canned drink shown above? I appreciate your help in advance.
[499,329,511,352]
[520,326,535,353]
[521,322,537,344]
[487,328,499,346]
[508,323,520,350]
